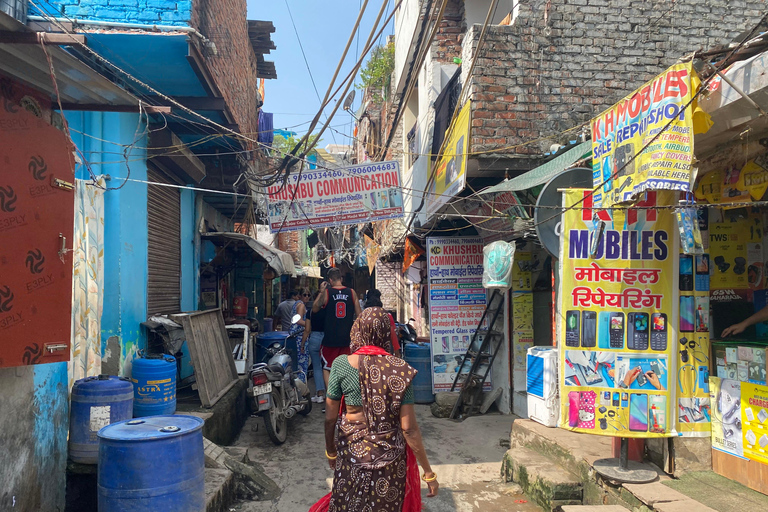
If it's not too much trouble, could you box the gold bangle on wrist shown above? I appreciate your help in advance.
[422,472,437,482]
[325,450,337,460]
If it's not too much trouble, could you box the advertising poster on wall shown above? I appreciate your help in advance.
[266,161,404,233]
[512,251,534,384]
[710,377,745,458]
[741,381,768,465]
[427,237,489,392]
[558,189,676,438]
[709,212,764,290]
[591,62,708,209]
[426,101,471,218]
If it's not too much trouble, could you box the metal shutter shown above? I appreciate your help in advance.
[147,166,181,315]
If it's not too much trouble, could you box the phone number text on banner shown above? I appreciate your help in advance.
[266,161,404,233]
[427,237,490,393]
[558,189,676,438]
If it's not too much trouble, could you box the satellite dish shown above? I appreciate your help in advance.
[534,167,593,257]
[343,90,356,111]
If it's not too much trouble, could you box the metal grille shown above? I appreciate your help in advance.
[147,166,181,315]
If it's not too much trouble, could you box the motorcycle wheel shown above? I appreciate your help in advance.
[263,391,288,445]
[298,390,312,416]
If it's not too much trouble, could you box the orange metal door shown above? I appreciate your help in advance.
[0,85,75,367]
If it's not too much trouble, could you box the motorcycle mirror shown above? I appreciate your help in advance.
[291,314,302,325]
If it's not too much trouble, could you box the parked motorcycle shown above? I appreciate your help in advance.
[396,317,418,347]
[249,314,311,444]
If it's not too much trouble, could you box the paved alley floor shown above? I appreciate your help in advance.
[231,403,542,512]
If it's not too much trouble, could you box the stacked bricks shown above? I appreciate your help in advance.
[465,0,768,157]
[39,0,191,25]
[191,0,260,147]
[278,231,301,265]
[432,0,465,64]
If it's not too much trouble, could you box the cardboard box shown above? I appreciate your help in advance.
[727,347,739,365]
[739,346,755,361]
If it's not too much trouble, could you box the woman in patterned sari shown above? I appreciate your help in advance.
[309,307,439,512]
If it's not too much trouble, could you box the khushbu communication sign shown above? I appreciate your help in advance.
[267,161,404,233]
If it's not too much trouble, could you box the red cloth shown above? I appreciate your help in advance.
[320,345,351,371]
[388,314,401,352]
[309,345,422,512]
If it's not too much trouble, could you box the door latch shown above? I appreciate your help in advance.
[45,343,68,354]
[50,176,74,191]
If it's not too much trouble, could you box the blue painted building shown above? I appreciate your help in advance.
[0,1,281,508]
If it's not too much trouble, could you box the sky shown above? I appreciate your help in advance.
[246,0,395,148]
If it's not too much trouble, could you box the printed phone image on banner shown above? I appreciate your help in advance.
[558,189,676,438]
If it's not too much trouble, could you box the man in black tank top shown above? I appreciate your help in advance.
[312,268,361,387]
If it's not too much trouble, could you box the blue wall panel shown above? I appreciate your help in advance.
[67,111,149,376]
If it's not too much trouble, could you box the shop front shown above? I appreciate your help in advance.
[550,51,768,493]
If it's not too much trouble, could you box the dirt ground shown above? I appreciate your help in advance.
[230,402,542,512]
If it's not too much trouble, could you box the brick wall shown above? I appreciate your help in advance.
[277,231,301,265]
[191,0,259,144]
[39,0,191,25]
[465,0,768,158]
[432,0,465,63]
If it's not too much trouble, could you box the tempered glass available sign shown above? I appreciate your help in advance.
[426,237,490,392]
[558,189,676,438]
[266,161,404,233]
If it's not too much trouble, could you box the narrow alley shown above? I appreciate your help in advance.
[233,405,542,512]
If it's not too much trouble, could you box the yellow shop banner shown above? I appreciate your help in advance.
[741,382,768,465]
[558,189,676,438]
[591,62,709,209]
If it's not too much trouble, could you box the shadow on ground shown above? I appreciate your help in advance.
[230,403,541,512]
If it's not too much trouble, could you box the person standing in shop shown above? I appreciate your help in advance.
[312,268,361,390]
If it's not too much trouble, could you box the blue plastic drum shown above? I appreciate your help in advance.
[69,375,134,464]
[97,415,205,512]
[131,355,177,417]
[256,331,290,363]
[404,343,435,404]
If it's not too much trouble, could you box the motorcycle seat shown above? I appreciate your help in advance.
[269,363,286,375]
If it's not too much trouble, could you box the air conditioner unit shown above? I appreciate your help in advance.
[526,346,559,427]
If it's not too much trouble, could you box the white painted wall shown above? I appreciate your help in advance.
[393,0,421,94]
[464,0,518,27]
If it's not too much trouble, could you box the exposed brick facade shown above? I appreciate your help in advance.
[38,0,191,25]
[277,231,301,265]
[432,0,465,63]
[465,0,768,160]
[191,0,260,143]
[36,0,261,143]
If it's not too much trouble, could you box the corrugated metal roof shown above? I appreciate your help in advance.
[0,12,141,108]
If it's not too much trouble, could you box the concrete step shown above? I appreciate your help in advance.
[204,467,236,512]
[510,418,613,481]
[559,506,630,511]
[502,446,583,511]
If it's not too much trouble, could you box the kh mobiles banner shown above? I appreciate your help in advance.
[558,189,677,438]
[266,161,404,233]
[427,237,489,392]
[426,101,471,219]
[591,62,709,209]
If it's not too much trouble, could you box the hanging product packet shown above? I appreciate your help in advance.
[676,195,704,255]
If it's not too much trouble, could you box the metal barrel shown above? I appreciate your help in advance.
[69,374,134,464]
[97,415,205,512]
